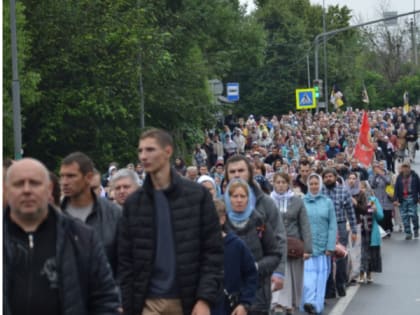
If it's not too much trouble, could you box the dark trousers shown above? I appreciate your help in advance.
[325,256,348,297]
[326,222,348,297]
[379,210,393,233]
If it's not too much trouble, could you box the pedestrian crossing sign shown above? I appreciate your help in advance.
[295,88,317,110]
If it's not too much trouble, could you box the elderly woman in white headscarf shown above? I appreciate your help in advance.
[197,175,219,200]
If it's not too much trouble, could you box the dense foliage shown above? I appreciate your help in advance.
[3,0,419,169]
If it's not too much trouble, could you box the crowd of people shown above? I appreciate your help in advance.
[4,105,420,315]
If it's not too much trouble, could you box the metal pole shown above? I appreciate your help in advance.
[411,19,417,66]
[413,0,419,66]
[313,10,420,91]
[137,0,145,129]
[10,0,22,160]
[307,54,311,87]
[322,0,328,112]
[314,45,319,80]
[138,52,145,129]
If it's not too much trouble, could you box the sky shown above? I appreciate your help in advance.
[239,0,418,24]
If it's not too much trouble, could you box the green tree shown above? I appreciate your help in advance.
[20,0,171,170]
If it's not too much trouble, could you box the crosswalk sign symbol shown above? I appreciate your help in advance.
[300,93,312,105]
[295,88,317,110]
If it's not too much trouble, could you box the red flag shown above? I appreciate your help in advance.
[354,111,374,167]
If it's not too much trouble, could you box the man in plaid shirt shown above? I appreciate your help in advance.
[321,168,357,299]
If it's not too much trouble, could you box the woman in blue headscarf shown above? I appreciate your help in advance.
[224,179,281,315]
[300,174,337,315]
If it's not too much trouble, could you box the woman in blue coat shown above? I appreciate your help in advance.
[301,174,337,315]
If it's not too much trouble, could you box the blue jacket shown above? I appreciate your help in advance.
[369,196,384,247]
[212,232,257,315]
[303,193,337,256]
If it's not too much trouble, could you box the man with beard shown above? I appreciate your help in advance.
[321,168,357,298]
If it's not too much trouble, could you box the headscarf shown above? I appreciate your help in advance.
[197,175,220,199]
[224,179,256,224]
[306,173,323,198]
[270,189,294,213]
[197,175,216,188]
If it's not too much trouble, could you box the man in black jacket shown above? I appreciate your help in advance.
[60,152,121,275]
[4,158,120,315]
[118,128,223,315]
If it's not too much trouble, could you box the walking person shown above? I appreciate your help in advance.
[4,158,120,315]
[118,128,223,315]
[368,161,394,238]
[224,179,281,315]
[270,173,312,315]
[346,172,368,225]
[224,155,287,293]
[406,122,417,163]
[358,181,383,283]
[301,174,337,315]
[60,152,122,275]
[321,168,357,298]
[393,161,420,240]
[212,199,258,315]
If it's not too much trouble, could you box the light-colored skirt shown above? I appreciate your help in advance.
[271,258,304,309]
[300,255,331,314]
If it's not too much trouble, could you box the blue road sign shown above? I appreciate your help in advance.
[295,88,316,110]
[227,82,239,102]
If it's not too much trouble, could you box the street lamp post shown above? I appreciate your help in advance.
[322,0,328,112]
[10,0,22,160]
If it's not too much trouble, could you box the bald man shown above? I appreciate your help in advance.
[4,158,120,315]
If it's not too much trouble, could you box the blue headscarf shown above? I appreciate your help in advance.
[224,179,256,224]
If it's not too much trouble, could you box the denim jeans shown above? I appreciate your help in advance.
[400,197,419,235]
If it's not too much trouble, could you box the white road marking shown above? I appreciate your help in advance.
[329,285,360,315]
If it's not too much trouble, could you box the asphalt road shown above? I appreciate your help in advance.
[339,234,420,315]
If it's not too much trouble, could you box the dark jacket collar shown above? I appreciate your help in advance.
[60,189,98,213]
[142,167,182,196]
